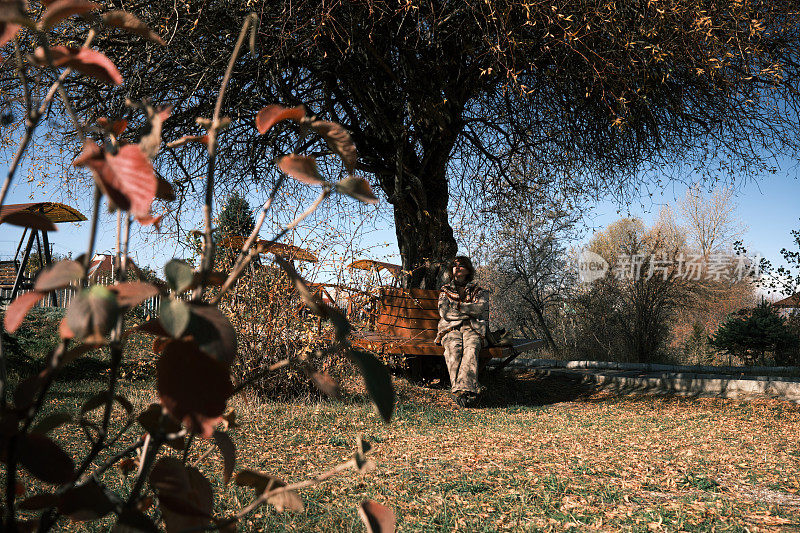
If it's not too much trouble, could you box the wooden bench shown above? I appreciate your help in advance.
[349,287,544,376]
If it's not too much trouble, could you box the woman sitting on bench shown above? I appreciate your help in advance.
[435,256,489,407]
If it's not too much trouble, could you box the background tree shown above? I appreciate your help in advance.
[8,0,800,287]
[710,301,799,365]
[574,216,695,362]
[216,192,257,269]
[479,183,580,355]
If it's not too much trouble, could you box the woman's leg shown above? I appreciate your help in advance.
[442,329,464,391]
[455,328,481,394]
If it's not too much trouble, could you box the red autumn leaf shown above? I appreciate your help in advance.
[59,317,74,339]
[157,340,233,438]
[137,213,163,229]
[335,175,379,204]
[255,105,306,134]
[39,0,100,30]
[0,22,20,49]
[110,281,159,307]
[97,117,127,136]
[0,210,56,231]
[105,144,158,221]
[33,46,123,85]
[310,120,358,172]
[4,291,44,333]
[74,142,130,211]
[149,458,213,531]
[358,500,396,533]
[135,318,171,338]
[308,371,341,399]
[277,154,325,185]
[102,10,165,45]
[34,259,84,291]
[65,286,120,345]
[19,493,59,511]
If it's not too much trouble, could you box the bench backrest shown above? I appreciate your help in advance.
[375,287,439,339]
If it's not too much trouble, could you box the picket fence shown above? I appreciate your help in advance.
[0,274,167,317]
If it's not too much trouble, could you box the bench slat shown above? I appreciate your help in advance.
[376,304,440,320]
[376,315,440,330]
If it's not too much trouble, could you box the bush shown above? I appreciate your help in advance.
[710,302,799,366]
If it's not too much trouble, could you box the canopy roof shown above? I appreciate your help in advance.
[0,202,86,223]
[348,259,401,276]
[218,235,318,263]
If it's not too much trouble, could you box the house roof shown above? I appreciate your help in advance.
[773,293,800,308]
[0,202,86,223]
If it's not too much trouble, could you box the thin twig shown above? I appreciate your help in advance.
[195,14,258,300]
[181,458,359,533]
[211,175,285,304]
[83,187,101,270]
[231,359,289,395]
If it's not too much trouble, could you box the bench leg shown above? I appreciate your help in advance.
[492,347,521,373]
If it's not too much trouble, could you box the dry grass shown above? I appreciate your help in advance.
[18,370,800,531]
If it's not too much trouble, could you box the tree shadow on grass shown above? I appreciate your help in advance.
[478,370,600,408]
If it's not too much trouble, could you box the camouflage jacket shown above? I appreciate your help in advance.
[435,280,489,344]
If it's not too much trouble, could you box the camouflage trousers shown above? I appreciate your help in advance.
[442,326,483,394]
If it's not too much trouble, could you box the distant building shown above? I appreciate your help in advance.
[774,294,800,317]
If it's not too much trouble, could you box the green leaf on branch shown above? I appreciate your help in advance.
[159,299,190,338]
[164,259,194,293]
[187,304,237,366]
[347,349,394,422]
[34,259,84,291]
[65,286,120,345]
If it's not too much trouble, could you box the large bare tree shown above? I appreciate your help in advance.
[8,0,800,287]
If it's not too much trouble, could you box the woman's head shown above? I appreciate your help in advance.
[451,255,474,283]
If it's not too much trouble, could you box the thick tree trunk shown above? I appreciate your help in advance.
[387,160,458,289]
[394,200,457,289]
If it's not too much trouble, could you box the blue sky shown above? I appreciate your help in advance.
[1,158,798,279]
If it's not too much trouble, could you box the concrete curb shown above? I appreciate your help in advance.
[485,359,800,402]
[502,358,800,376]
[518,368,800,402]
